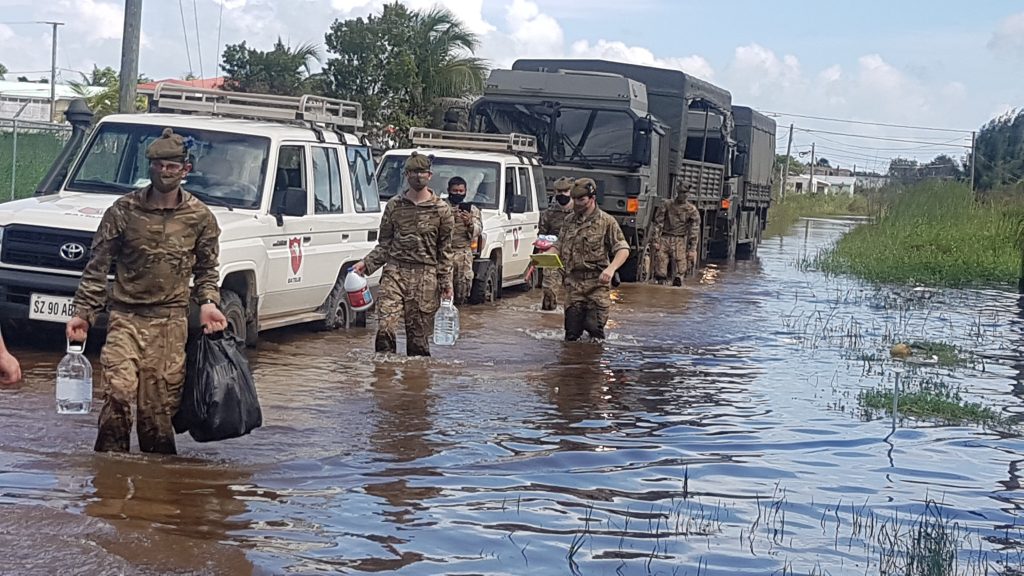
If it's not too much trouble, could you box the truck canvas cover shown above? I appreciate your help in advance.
[733,105,777,189]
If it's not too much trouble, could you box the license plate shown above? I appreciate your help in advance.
[29,294,77,323]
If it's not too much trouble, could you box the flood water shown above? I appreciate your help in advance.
[4,217,1024,575]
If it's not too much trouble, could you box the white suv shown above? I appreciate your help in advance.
[0,83,383,345]
[376,129,545,304]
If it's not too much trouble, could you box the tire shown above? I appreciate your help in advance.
[736,214,760,260]
[469,261,498,305]
[220,289,253,346]
[318,274,350,331]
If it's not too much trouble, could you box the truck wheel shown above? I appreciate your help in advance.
[469,261,498,305]
[220,289,252,346]
[736,215,761,260]
[318,274,351,331]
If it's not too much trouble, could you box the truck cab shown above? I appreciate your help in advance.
[376,128,544,304]
[0,83,384,345]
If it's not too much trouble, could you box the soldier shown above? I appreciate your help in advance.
[652,181,701,286]
[556,178,630,341]
[0,329,21,385]
[446,176,481,306]
[538,177,574,310]
[66,127,227,454]
[353,152,455,356]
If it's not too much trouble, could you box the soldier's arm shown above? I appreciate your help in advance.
[687,206,701,248]
[538,211,550,236]
[362,201,395,275]
[72,207,122,325]
[193,210,222,305]
[436,205,455,291]
[471,206,482,241]
[605,218,631,269]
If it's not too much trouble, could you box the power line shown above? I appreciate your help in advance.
[216,0,225,74]
[192,0,205,79]
[795,127,971,148]
[178,0,195,77]
[763,110,973,134]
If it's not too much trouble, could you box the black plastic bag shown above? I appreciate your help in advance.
[173,331,262,442]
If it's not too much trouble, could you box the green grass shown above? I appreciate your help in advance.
[0,131,68,201]
[908,340,966,367]
[764,191,876,238]
[858,376,1002,425]
[814,181,1024,287]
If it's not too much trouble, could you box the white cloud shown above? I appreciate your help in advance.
[57,0,124,44]
[570,39,714,81]
[988,12,1024,58]
[505,0,563,59]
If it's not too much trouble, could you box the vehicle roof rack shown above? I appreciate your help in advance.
[410,127,537,154]
[139,82,363,131]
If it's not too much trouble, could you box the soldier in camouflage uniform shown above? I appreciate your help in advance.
[446,176,481,306]
[555,178,630,341]
[66,127,227,454]
[538,177,574,310]
[652,181,701,286]
[354,152,454,356]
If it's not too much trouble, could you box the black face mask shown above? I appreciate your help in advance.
[555,194,571,206]
[448,194,465,205]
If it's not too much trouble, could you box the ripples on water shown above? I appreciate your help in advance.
[3,217,1024,574]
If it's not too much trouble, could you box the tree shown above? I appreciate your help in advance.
[816,157,831,167]
[775,154,804,175]
[0,63,6,81]
[68,68,147,121]
[221,38,323,97]
[323,2,487,146]
[973,109,1024,191]
[78,65,118,88]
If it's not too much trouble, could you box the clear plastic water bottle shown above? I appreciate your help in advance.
[433,299,460,346]
[56,340,92,414]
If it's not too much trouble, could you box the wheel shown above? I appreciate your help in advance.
[220,289,254,346]
[469,260,498,304]
[736,214,760,260]
[318,273,350,331]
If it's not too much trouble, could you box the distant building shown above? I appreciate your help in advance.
[0,80,103,123]
[782,174,858,195]
[137,77,224,91]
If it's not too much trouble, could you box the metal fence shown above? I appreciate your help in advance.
[0,118,72,202]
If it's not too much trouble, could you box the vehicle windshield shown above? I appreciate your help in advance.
[474,102,636,168]
[67,122,270,209]
[377,155,501,210]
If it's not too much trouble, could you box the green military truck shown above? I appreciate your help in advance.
[465,58,775,281]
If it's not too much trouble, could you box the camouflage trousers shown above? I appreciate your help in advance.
[95,310,188,454]
[452,249,474,306]
[541,267,565,310]
[375,264,441,356]
[653,235,690,285]
[563,272,611,341]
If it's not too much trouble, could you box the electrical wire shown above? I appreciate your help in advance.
[796,127,972,147]
[178,0,195,78]
[216,0,225,74]
[192,0,205,80]
[763,110,973,134]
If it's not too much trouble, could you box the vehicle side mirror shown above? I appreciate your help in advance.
[509,195,528,214]
[273,187,307,225]
[632,118,654,166]
[732,151,749,178]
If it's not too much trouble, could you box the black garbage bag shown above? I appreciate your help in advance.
[173,331,262,442]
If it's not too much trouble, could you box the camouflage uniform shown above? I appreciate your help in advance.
[363,154,455,356]
[450,203,481,305]
[652,186,700,286]
[538,177,574,310]
[73,129,221,454]
[558,179,630,341]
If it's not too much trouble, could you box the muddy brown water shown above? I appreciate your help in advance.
[3,217,1024,575]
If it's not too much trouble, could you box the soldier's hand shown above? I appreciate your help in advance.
[200,303,228,334]
[599,266,615,285]
[441,285,454,302]
[687,250,698,265]
[66,317,89,343]
[352,261,367,276]
[0,350,21,386]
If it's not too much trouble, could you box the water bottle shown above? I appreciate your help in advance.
[344,268,374,312]
[56,340,92,415]
[433,299,459,346]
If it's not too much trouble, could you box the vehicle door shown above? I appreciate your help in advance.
[305,143,351,303]
[342,144,383,285]
[500,165,530,283]
[517,165,540,267]
[260,143,316,317]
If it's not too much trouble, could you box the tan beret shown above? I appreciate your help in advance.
[570,177,597,199]
[146,127,187,160]
[404,152,432,172]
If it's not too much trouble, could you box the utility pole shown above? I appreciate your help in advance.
[118,0,143,114]
[780,123,793,199]
[39,21,64,123]
[969,130,976,194]
[808,142,815,194]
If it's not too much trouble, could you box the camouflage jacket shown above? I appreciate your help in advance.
[363,189,455,289]
[451,203,482,251]
[539,204,572,238]
[558,207,630,274]
[73,186,221,324]
[654,199,700,247]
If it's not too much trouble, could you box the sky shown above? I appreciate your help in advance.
[0,0,1021,172]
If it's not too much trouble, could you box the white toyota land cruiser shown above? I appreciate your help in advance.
[0,83,383,345]
[376,128,545,304]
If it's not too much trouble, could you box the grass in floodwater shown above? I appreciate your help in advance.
[764,190,876,238]
[908,340,968,367]
[858,376,1003,425]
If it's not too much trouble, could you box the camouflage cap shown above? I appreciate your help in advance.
[675,180,695,195]
[570,177,597,199]
[404,152,432,172]
[553,177,574,192]
[146,127,187,161]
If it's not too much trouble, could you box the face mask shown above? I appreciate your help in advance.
[555,194,571,206]
[448,194,465,205]
[408,173,430,191]
[152,173,183,193]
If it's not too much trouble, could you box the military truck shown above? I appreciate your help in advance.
[466,58,775,280]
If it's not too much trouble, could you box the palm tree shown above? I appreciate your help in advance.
[222,38,322,96]
[410,8,488,117]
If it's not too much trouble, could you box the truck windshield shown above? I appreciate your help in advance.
[475,102,636,168]
[377,155,501,210]
[67,122,270,209]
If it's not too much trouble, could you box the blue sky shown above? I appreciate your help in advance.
[1,0,1020,172]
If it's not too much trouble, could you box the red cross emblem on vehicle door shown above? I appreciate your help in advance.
[512,227,520,253]
[288,237,303,274]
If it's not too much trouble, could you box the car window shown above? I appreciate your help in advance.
[517,167,534,212]
[312,146,342,214]
[346,145,380,213]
